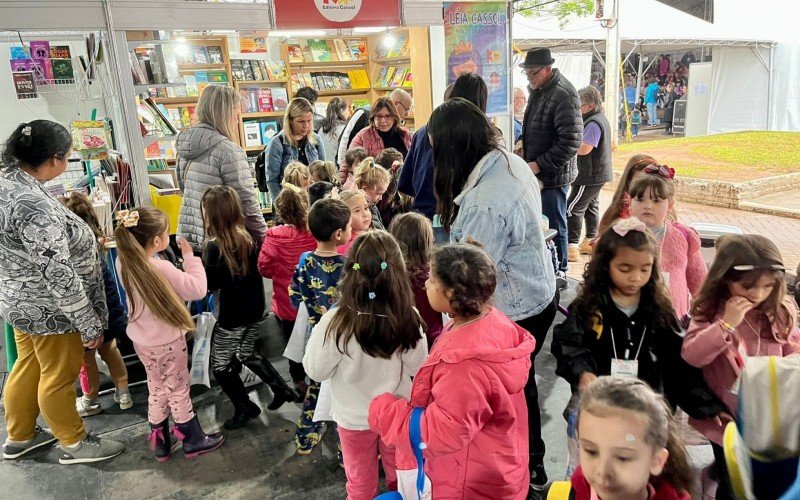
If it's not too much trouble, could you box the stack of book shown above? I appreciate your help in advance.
[374,66,413,89]
[286,39,367,63]
[239,86,289,113]
[179,45,224,65]
[231,59,288,81]
[289,69,370,93]
[130,45,181,85]
[372,34,410,60]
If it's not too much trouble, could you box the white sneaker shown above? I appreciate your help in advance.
[114,391,133,410]
[76,396,102,417]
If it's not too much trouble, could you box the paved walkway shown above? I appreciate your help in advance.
[567,189,800,279]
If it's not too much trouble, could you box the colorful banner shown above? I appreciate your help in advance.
[444,2,509,116]
[273,0,401,29]
[239,31,269,53]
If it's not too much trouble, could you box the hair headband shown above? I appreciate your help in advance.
[643,164,675,179]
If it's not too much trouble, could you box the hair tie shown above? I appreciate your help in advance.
[613,217,646,237]
[283,182,302,193]
[116,210,140,228]
[368,292,376,300]
[329,187,341,200]
[642,163,675,179]
[21,125,32,136]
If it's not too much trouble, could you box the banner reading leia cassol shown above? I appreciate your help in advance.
[273,0,400,29]
[443,2,509,116]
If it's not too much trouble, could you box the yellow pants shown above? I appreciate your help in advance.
[82,339,129,400]
[4,330,86,446]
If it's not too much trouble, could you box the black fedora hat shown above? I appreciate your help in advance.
[520,48,555,68]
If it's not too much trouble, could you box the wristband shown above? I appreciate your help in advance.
[720,320,735,333]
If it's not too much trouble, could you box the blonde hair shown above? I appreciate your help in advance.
[114,207,194,331]
[339,189,366,207]
[283,162,311,188]
[354,157,390,191]
[309,160,338,185]
[195,85,239,142]
[282,98,317,148]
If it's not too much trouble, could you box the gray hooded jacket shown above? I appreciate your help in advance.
[176,123,267,249]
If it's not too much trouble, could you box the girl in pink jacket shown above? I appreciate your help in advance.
[115,207,223,461]
[369,243,535,499]
[629,167,707,322]
[682,234,800,498]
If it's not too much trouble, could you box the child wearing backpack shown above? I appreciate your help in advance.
[289,197,352,454]
[682,234,800,499]
[202,186,299,431]
[628,167,706,322]
[114,207,224,461]
[304,230,428,499]
[369,243,535,499]
[547,377,693,500]
[388,213,443,345]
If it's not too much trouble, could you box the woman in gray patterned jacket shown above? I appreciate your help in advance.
[176,86,267,251]
[0,120,124,464]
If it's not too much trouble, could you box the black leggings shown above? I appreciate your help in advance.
[515,291,559,464]
[711,442,734,500]
[276,316,307,383]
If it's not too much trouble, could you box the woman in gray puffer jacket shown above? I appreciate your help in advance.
[176,86,267,250]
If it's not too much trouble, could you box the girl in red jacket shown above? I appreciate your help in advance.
[369,243,535,499]
[555,376,693,500]
[682,234,800,499]
[257,184,317,395]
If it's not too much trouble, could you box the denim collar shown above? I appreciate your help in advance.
[453,149,507,206]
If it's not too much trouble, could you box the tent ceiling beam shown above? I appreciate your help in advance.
[516,38,775,54]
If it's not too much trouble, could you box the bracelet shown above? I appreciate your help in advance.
[720,320,736,333]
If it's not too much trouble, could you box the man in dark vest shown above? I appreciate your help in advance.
[519,48,583,281]
[567,85,613,262]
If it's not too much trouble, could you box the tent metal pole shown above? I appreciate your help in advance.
[635,46,644,105]
[767,44,774,131]
[603,0,620,147]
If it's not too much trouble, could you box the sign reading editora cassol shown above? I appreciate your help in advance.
[273,0,400,29]
[443,2,509,116]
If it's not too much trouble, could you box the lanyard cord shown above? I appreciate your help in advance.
[610,326,648,361]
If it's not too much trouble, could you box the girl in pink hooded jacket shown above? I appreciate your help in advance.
[369,243,536,500]
[682,234,800,498]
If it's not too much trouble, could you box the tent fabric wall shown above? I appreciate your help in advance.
[511,52,592,99]
[708,47,769,134]
[770,43,800,131]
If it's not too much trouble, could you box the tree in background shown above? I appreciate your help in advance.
[514,0,594,27]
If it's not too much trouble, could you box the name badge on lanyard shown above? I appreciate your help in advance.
[610,326,647,380]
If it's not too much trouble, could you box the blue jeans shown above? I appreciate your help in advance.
[646,102,658,126]
[541,185,569,272]
[632,124,639,136]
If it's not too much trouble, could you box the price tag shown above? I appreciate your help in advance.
[611,359,640,379]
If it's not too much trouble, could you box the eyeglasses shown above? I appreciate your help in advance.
[374,114,394,122]
[392,100,409,115]
[522,67,546,78]
[732,264,786,272]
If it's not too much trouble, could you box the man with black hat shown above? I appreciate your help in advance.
[518,47,582,281]
[516,46,582,494]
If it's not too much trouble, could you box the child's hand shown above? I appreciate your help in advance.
[722,296,755,329]
[714,412,734,427]
[177,237,193,257]
[579,372,598,393]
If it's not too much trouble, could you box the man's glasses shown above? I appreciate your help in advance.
[522,67,546,78]
[392,100,409,116]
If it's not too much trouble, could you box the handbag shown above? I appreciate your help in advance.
[375,407,432,500]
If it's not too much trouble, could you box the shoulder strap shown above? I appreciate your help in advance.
[297,251,312,270]
[409,407,426,499]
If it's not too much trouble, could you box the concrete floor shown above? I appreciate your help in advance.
[0,279,712,499]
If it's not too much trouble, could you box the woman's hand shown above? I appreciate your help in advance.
[722,296,754,329]
[177,237,193,257]
[83,334,104,350]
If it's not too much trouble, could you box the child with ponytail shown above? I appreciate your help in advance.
[354,157,391,230]
[114,207,223,461]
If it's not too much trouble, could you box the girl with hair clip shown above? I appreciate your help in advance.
[682,234,800,499]
[201,186,299,431]
[388,213,443,345]
[258,183,318,397]
[309,160,340,186]
[60,192,132,416]
[549,376,693,500]
[369,243,536,499]
[354,157,391,230]
[338,189,372,256]
[304,230,428,500]
[114,207,223,461]
[628,167,706,323]
[597,154,657,235]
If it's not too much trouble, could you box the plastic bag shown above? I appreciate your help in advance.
[189,311,215,387]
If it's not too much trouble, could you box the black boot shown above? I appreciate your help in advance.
[243,357,301,410]
[147,418,172,462]
[214,369,261,430]
[172,416,224,459]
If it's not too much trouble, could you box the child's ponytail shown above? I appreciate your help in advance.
[354,157,390,191]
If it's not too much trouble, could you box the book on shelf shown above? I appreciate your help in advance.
[349,69,370,89]
[148,48,166,84]
[258,61,270,80]
[239,87,260,113]
[243,122,262,147]
[29,41,51,60]
[390,67,407,88]
[352,98,370,109]
[271,87,289,111]
[207,70,228,84]
[179,107,196,129]
[252,61,265,81]
[138,97,179,136]
[129,52,147,84]
[332,39,350,62]
[10,59,33,72]
[301,72,315,88]
[50,45,71,59]
[166,108,182,130]
[287,42,304,63]
[299,40,314,62]
[207,46,224,64]
[375,67,389,88]
[231,59,245,81]
[195,71,209,93]
[242,61,256,81]
[322,73,335,90]
[259,120,280,145]
[268,60,287,80]
[51,58,75,83]
[390,34,410,58]
[10,46,28,60]
[307,39,332,62]
[257,88,273,112]
[159,44,181,83]
[184,75,199,96]
[347,40,367,60]
[193,46,209,64]
[13,72,37,99]
[402,70,413,87]
[32,58,53,83]
[289,73,301,93]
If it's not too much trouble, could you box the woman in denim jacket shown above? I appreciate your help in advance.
[429,98,558,493]
[266,98,325,202]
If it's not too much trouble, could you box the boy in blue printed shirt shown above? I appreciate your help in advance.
[288,197,352,454]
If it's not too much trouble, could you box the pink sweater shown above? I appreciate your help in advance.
[118,254,207,347]
[682,297,800,444]
[660,223,707,319]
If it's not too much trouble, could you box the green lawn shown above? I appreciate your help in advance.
[613,131,800,181]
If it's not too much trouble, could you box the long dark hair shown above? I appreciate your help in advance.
[429,98,500,231]
[325,230,424,359]
[449,73,488,113]
[201,186,255,277]
[322,97,349,135]
[573,221,677,331]
[2,120,72,170]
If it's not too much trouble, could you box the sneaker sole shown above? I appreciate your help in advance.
[3,437,57,459]
[118,401,134,410]
[77,409,103,418]
[184,437,225,460]
[58,447,124,465]
[296,447,314,456]
[530,483,547,492]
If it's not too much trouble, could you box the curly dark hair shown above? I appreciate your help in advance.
[430,243,496,317]
[275,186,309,231]
[572,221,677,331]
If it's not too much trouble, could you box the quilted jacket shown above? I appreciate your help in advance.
[522,69,583,188]
[176,124,266,250]
[350,125,412,160]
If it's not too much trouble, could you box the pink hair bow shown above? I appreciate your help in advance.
[643,163,675,179]
[613,217,647,237]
